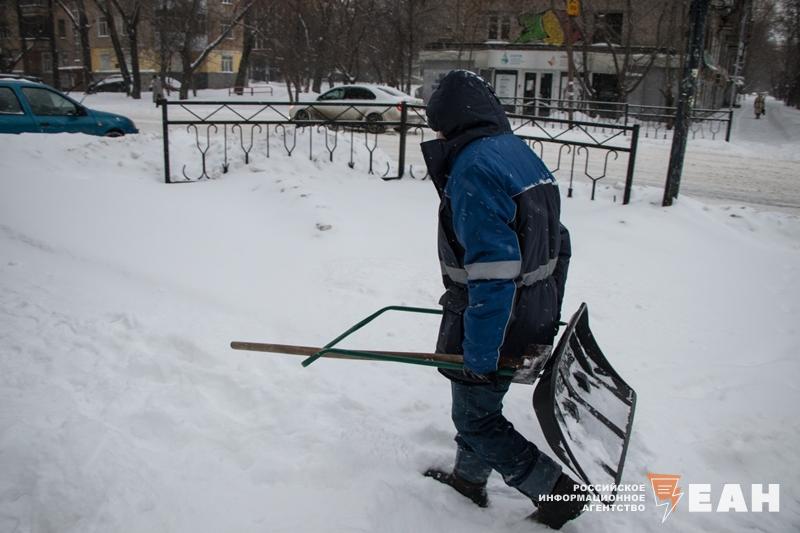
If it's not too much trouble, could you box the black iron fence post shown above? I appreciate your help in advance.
[623,124,640,205]
[160,98,171,184]
[725,108,733,142]
[623,102,629,132]
[397,102,407,179]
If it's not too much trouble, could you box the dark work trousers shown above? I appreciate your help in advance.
[451,377,562,501]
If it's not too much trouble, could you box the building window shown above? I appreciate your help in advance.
[594,12,623,44]
[42,52,52,72]
[97,16,109,37]
[221,54,233,73]
[501,15,511,40]
[99,52,112,71]
[0,25,9,40]
[57,18,66,38]
[222,0,232,4]
[488,13,511,41]
[221,23,234,39]
[254,33,266,50]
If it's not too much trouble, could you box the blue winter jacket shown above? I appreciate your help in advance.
[422,70,571,377]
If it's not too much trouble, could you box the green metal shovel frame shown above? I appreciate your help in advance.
[232,305,526,380]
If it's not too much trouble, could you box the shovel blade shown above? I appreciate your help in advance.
[533,303,637,502]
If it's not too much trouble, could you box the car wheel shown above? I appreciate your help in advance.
[105,129,124,137]
[294,109,310,121]
[366,113,385,134]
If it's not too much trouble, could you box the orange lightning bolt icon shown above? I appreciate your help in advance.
[647,473,683,523]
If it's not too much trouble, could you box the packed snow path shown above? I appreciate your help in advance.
[1,128,799,532]
[627,95,800,213]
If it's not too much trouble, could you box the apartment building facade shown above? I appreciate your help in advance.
[420,0,749,110]
[0,0,245,91]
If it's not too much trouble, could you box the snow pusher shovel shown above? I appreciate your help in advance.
[231,303,636,501]
[533,303,637,503]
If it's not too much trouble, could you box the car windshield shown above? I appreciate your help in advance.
[377,87,406,97]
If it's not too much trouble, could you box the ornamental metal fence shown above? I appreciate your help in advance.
[159,99,640,204]
[499,97,733,142]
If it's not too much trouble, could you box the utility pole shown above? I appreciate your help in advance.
[662,0,711,207]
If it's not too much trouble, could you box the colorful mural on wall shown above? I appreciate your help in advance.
[516,10,581,46]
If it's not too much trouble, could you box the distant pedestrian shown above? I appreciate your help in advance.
[151,76,164,107]
[754,94,766,119]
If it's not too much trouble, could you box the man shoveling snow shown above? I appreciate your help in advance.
[419,70,585,530]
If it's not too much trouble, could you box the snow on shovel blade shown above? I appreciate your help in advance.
[533,303,637,502]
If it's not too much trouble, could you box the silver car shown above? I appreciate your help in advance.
[289,84,423,132]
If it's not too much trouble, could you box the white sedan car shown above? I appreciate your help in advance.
[289,84,423,132]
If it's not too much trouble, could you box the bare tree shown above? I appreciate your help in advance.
[1,2,30,72]
[233,0,255,92]
[271,1,312,101]
[54,0,94,86]
[596,0,670,102]
[171,0,254,99]
[400,0,437,93]
[659,0,689,108]
[568,1,675,104]
[46,0,60,88]
[94,0,132,92]
[109,0,143,98]
[330,0,376,85]
[451,0,489,62]
[149,0,182,89]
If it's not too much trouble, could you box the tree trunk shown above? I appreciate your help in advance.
[179,54,191,99]
[312,69,322,93]
[285,80,293,102]
[77,0,93,86]
[14,0,30,73]
[47,0,61,88]
[102,0,131,92]
[234,16,255,94]
[128,24,141,98]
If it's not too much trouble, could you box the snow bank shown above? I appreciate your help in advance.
[1,129,799,532]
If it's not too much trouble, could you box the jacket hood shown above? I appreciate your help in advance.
[426,70,511,139]
[422,70,511,189]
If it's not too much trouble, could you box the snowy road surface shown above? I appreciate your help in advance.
[1,92,800,532]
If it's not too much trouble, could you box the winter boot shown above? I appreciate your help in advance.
[423,468,489,508]
[529,473,588,530]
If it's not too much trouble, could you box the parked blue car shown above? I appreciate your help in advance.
[0,76,138,136]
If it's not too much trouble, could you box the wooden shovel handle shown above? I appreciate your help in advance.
[230,341,528,370]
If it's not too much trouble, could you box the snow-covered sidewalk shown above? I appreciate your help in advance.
[1,123,799,532]
[80,89,800,213]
